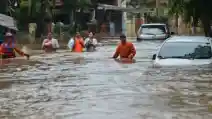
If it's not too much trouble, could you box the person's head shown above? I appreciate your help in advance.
[47,32,52,40]
[4,32,13,43]
[120,34,126,44]
[88,32,94,38]
[75,32,81,38]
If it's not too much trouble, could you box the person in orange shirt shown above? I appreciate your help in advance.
[112,34,136,61]
[72,32,85,52]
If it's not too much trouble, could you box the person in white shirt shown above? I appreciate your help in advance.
[42,33,59,52]
[84,32,98,51]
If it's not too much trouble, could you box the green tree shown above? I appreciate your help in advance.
[63,0,92,24]
[168,0,185,34]
[168,0,212,37]
[0,0,8,14]
[186,0,212,37]
[25,0,53,37]
[0,0,8,42]
[62,0,94,32]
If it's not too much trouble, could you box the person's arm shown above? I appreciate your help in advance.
[93,38,98,46]
[112,45,120,59]
[84,38,89,46]
[80,38,85,48]
[14,47,30,59]
[41,39,47,49]
[128,43,136,59]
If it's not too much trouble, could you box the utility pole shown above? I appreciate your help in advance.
[156,0,159,16]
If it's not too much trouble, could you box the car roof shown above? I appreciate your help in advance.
[141,23,166,26]
[165,36,211,43]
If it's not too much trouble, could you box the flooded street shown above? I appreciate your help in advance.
[1,40,212,119]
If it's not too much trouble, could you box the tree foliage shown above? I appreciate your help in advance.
[168,0,212,37]
[63,0,92,12]
[168,0,184,16]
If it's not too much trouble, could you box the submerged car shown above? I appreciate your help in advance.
[137,23,174,41]
[152,36,212,67]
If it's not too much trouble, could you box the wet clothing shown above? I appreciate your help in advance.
[84,37,98,50]
[73,37,84,52]
[113,42,136,59]
[0,43,25,59]
[68,37,84,52]
[42,38,59,52]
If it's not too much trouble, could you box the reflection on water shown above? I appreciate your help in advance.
[0,40,212,119]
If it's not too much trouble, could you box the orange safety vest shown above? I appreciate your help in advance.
[0,43,16,58]
[73,37,84,52]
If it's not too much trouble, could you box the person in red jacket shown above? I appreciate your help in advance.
[0,32,29,59]
[112,34,136,60]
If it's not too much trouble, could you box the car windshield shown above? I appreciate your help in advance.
[141,25,166,35]
[158,42,212,59]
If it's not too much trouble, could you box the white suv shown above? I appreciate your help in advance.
[152,36,212,67]
[137,23,173,41]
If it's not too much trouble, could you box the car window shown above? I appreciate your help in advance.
[158,42,212,59]
[141,25,166,35]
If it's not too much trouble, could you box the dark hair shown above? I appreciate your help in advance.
[89,32,95,35]
[120,34,126,39]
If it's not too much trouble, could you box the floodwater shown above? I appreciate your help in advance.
[0,40,212,119]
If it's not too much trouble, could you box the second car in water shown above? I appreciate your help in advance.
[137,23,173,41]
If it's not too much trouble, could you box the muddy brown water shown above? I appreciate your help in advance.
[0,40,212,119]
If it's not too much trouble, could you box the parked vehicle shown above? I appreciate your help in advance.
[152,36,212,67]
[137,23,173,41]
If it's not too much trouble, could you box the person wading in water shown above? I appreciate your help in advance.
[112,34,136,63]
[84,32,98,52]
[67,32,85,52]
[0,32,30,59]
[42,32,60,53]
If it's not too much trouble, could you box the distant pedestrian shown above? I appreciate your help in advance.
[42,32,60,53]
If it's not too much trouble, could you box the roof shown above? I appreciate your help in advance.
[141,23,166,26]
[98,4,130,11]
[165,36,211,43]
[97,4,154,13]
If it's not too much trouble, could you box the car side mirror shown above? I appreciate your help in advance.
[170,32,175,35]
[152,54,156,60]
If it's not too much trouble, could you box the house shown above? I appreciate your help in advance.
[19,0,124,36]
[94,0,136,37]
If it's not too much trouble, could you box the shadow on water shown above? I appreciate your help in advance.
[0,40,212,119]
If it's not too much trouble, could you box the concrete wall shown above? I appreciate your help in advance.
[126,19,136,37]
